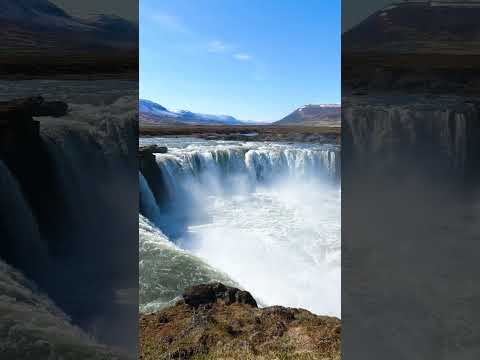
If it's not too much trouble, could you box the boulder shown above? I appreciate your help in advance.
[139,144,168,155]
[183,282,258,308]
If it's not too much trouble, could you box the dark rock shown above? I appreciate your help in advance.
[183,283,258,308]
[235,290,257,307]
[139,144,168,155]
[138,145,170,208]
[0,96,68,118]
[0,97,71,268]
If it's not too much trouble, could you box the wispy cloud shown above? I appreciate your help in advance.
[208,41,254,62]
[233,53,253,61]
[148,12,189,34]
[207,40,231,53]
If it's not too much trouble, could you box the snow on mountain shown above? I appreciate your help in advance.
[275,104,341,126]
[140,99,244,126]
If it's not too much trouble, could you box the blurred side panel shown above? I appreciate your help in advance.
[0,0,138,358]
[342,0,480,359]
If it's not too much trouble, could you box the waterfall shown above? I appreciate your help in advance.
[142,143,340,208]
[0,80,139,353]
[139,172,163,225]
[139,138,341,317]
[0,160,48,279]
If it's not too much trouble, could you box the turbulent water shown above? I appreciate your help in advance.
[140,138,341,317]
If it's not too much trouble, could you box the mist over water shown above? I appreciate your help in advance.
[140,138,340,317]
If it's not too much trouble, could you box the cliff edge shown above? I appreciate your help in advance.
[139,283,340,360]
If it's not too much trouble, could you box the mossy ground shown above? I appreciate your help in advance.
[140,302,340,360]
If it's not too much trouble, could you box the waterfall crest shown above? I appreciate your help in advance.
[141,142,340,210]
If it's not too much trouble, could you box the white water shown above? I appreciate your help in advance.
[139,138,340,317]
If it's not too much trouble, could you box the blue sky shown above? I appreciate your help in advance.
[140,0,340,122]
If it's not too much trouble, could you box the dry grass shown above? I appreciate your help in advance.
[140,303,340,360]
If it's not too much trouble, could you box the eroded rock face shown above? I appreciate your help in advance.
[182,283,258,308]
[140,283,340,360]
[138,146,170,208]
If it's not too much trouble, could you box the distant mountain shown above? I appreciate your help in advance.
[343,1,480,54]
[1,0,137,49]
[1,0,137,77]
[275,105,341,126]
[342,1,480,94]
[140,99,244,126]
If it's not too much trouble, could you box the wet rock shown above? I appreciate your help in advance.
[138,145,170,207]
[183,283,258,308]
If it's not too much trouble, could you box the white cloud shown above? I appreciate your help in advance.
[207,40,231,53]
[233,53,253,61]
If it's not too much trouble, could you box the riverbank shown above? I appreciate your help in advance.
[139,125,340,144]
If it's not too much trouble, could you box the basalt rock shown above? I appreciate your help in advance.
[0,97,68,156]
[139,144,168,155]
[138,145,170,209]
[183,283,258,308]
[0,97,70,259]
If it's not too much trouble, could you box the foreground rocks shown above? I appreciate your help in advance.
[139,283,340,360]
[183,283,258,308]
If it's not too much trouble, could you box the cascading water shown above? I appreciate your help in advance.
[0,160,48,278]
[0,80,138,355]
[140,137,341,317]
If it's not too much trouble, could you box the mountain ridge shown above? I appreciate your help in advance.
[139,99,244,126]
[343,1,480,54]
[0,0,138,77]
[140,99,341,127]
[275,104,341,126]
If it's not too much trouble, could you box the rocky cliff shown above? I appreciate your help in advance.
[139,283,341,360]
